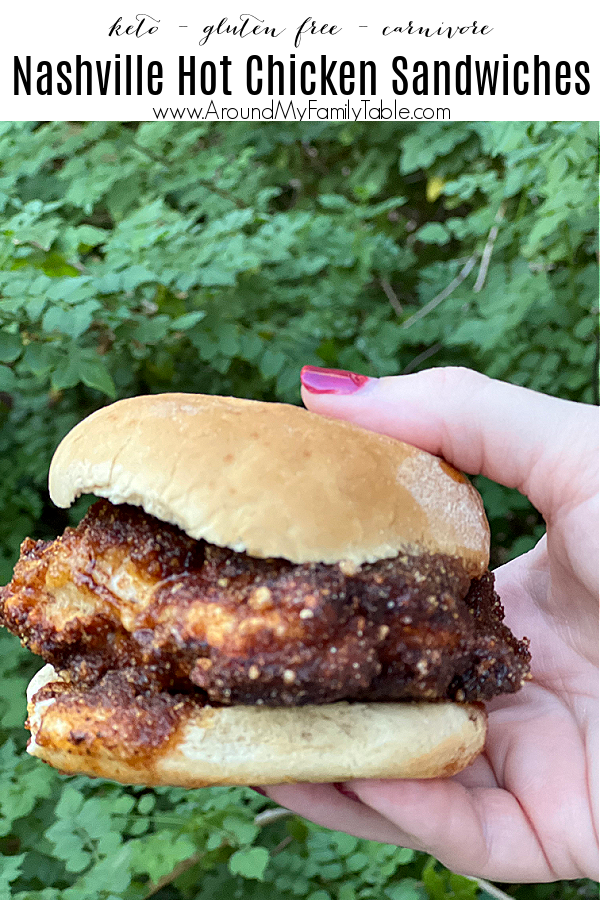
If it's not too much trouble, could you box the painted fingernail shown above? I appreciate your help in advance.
[300,366,370,395]
[250,787,267,796]
[333,782,361,802]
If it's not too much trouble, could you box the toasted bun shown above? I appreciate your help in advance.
[27,666,486,785]
[49,393,489,573]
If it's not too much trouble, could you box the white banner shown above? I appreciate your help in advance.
[0,0,597,121]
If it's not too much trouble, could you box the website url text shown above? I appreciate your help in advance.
[152,99,451,121]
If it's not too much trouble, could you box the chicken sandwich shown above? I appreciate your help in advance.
[0,393,531,786]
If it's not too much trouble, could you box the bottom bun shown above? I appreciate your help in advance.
[26,665,487,787]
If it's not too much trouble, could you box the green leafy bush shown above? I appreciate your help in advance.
[0,121,597,899]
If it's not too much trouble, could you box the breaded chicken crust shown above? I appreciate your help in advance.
[1,501,530,705]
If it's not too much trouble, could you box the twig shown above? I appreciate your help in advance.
[131,140,246,209]
[402,342,442,374]
[474,878,516,900]
[143,808,294,896]
[301,141,329,175]
[473,203,506,293]
[22,239,51,252]
[131,141,169,169]
[254,807,294,827]
[197,181,247,210]
[143,849,208,898]
[17,239,90,273]
[380,278,404,315]
[401,254,478,329]
[270,835,294,857]
[65,257,90,274]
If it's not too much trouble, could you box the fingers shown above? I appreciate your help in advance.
[261,779,554,882]
[300,366,598,520]
[258,782,417,847]
[261,699,599,882]
[345,776,555,882]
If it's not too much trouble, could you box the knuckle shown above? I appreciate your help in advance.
[419,366,489,396]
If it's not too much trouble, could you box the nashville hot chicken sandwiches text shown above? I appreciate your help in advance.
[0,393,530,786]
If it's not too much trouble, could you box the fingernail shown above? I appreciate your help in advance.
[333,782,361,802]
[301,366,371,395]
[250,787,267,796]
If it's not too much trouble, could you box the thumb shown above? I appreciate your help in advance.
[300,366,597,520]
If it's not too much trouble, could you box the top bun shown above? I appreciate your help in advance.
[49,393,489,574]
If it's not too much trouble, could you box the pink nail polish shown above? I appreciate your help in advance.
[333,782,361,802]
[300,366,370,395]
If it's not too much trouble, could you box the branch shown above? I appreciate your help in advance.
[254,807,294,827]
[301,142,329,175]
[142,807,295,896]
[473,203,506,293]
[13,238,51,252]
[143,849,209,898]
[380,278,404,316]
[131,141,169,169]
[67,260,90,274]
[270,835,294,857]
[131,140,246,209]
[475,878,516,900]
[402,342,442,374]
[401,254,478,330]
[197,181,248,210]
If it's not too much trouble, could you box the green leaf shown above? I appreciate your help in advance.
[285,816,310,843]
[215,323,241,357]
[0,852,25,888]
[0,332,22,363]
[51,352,82,391]
[329,832,359,855]
[42,299,99,339]
[0,364,16,391]
[171,311,206,330]
[259,348,287,379]
[45,817,92,874]
[133,315,170,344]
[449,873,479,900]
[338,886,357,900]
[227,846,270,881]
[129,832,197,884]
[137,793,156,814]
[386,879,425,900]
[20,341,58,376]
[415,223,450,244]
[239,330,264,362]
[347,852,370,872]
[319,194,353,211]
[77,353,117,398]
[221,814,259,845]
[70,224,109,247]
[121,265,159,291]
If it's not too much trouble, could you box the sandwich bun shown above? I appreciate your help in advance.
[27,664,487,786]
[49,392,489,574]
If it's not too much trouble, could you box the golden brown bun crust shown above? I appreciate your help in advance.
[49,393,489,573]
[27,666,487,786]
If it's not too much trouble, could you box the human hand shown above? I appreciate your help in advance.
[261,366,599,883]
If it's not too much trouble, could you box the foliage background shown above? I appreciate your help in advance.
[0,120,597,899]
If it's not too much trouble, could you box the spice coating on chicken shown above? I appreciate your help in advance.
[1,500,530,705]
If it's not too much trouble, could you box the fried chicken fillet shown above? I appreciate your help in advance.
[0,500,530,707]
